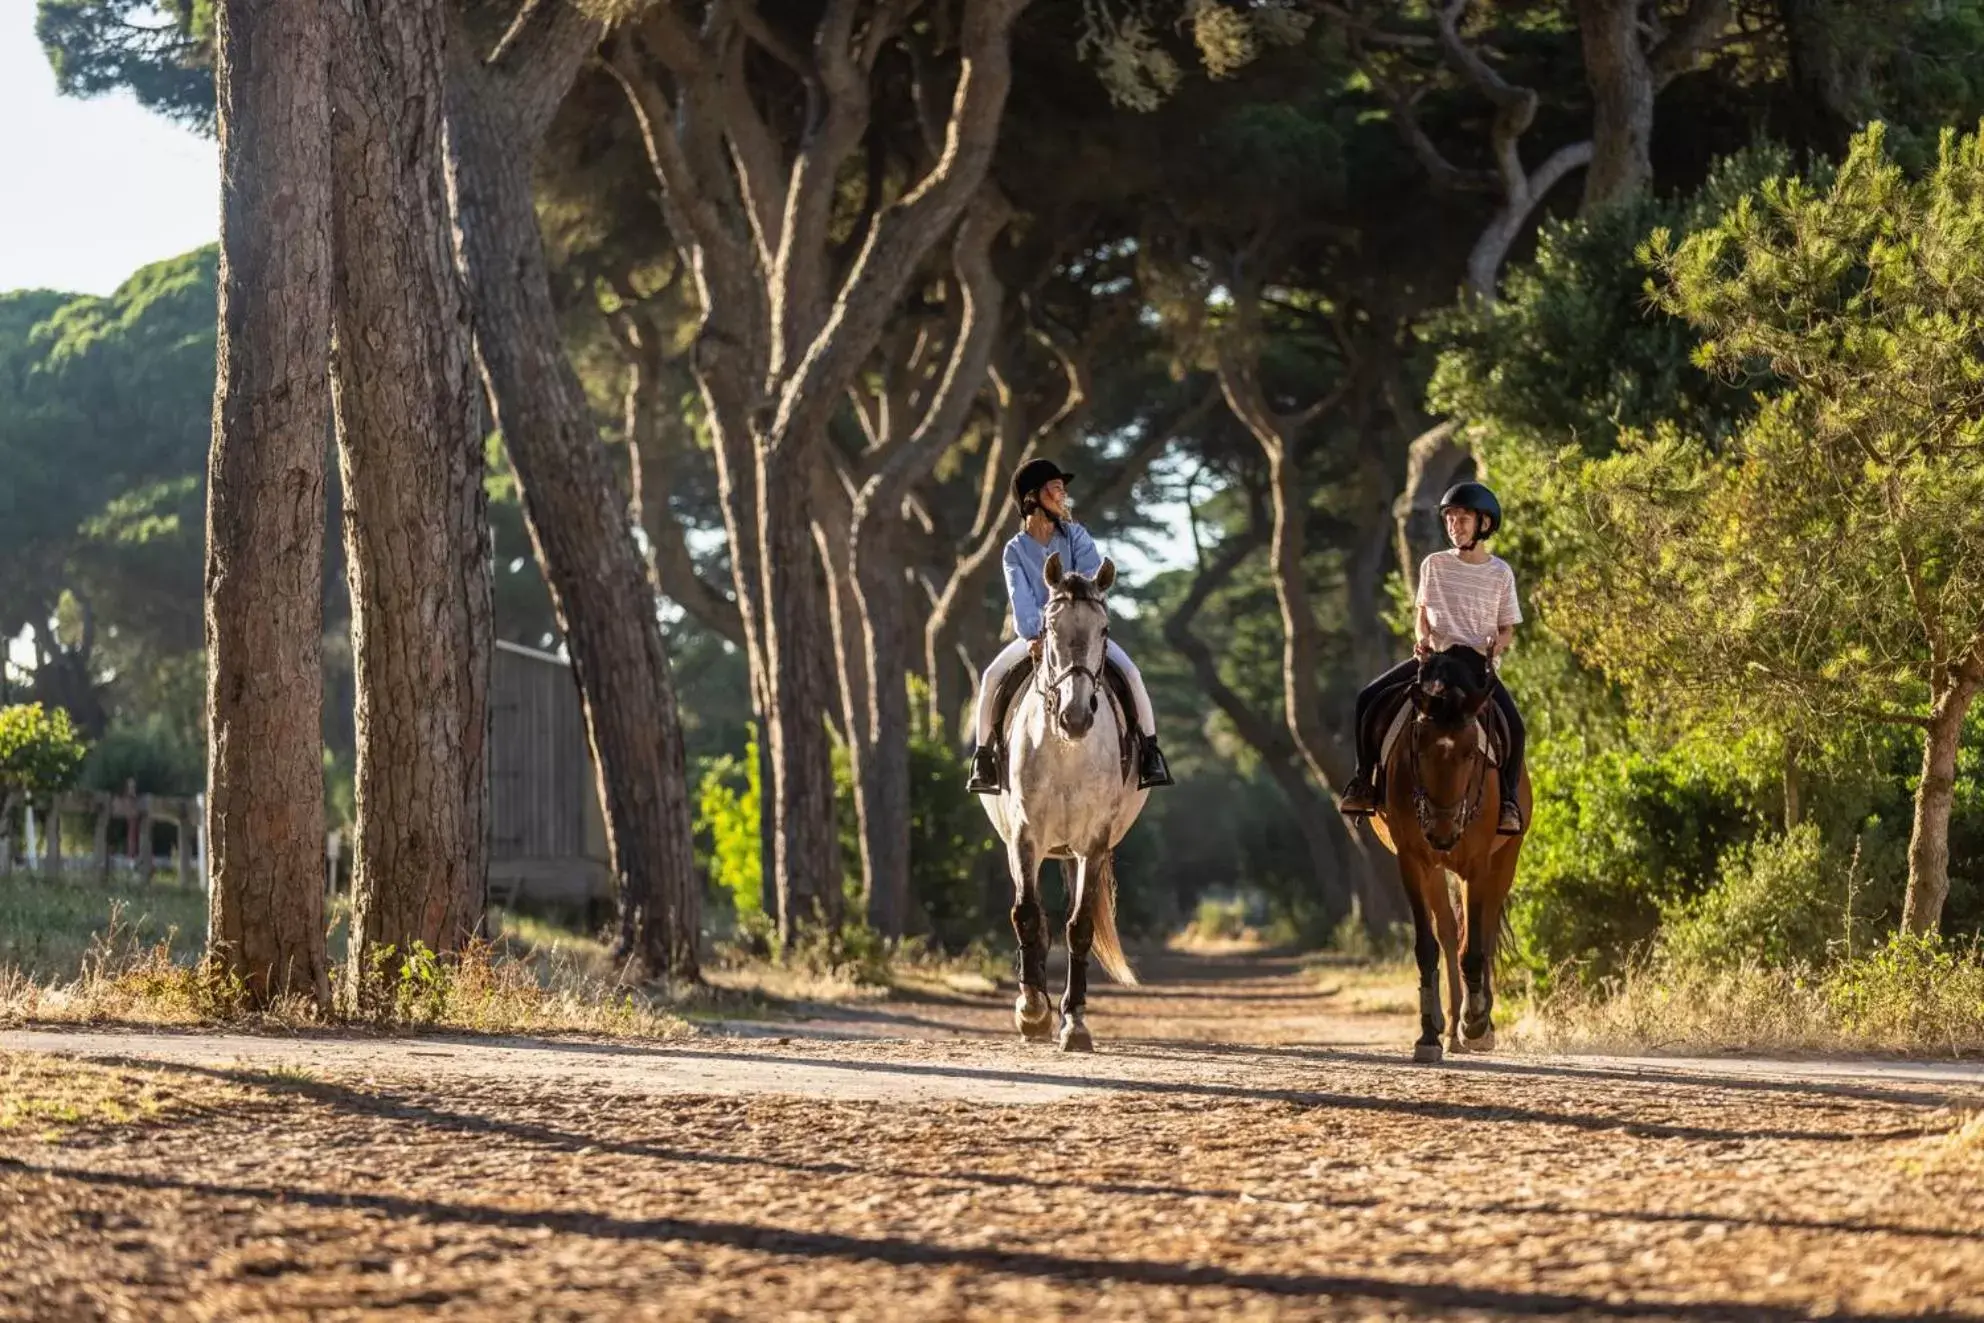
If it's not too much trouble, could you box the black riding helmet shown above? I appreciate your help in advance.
[1012,457,1076,517]
[1438,481,1502,542]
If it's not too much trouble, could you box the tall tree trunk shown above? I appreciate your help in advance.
[1262,444,1355,789]
[204,0,334,1009]
[607,0,1026,942]
[1901,674,1980,934]
[757,451,844,934]
[447,15,702,977]
[853,518,914,935]
[1575,0,1730,214]
[330,0,490,982]
[1574,0,1655,213]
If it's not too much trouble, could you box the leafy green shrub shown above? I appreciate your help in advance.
[1660,825,1862,971]
[1509,735,1766,984]
[695,729,763,922]
[831,682,1001,949]
[78,713,200,795]
[1826,931,1984,1047]
[0,703,89,804]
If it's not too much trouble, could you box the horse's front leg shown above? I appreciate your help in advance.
[1399,861,1447,1064]
[1432,877,1464,1057]
[1461,845,1520,1051]
[1008,837,1052,1042]
[1058,851,1101,1053]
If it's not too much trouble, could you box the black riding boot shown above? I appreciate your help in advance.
[1137,737,1175,790]
[1340,772,1380,817]
[967,743,1005,795]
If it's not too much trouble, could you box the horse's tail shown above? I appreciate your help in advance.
[1087,851,1138,987]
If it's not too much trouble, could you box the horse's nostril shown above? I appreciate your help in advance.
[1089,694,1098,713]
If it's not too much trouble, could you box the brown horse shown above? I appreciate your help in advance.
[1367,647,1531,1063]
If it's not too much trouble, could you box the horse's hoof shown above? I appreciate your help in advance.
[1412,1041,1443,1064]
[1058,1020,1093,1053]
[1462,1027,1496,1053]
[1015,991,1053,1042]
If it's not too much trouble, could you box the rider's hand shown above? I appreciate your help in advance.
[1028,635,1043,662]
[1412,637,1431,661]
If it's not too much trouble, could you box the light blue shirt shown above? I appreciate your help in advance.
[1003,520,1101,640]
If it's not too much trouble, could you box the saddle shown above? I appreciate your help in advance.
[1365,679,1509,797]
[991,653,1139,785]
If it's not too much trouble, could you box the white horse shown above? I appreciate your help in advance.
[978,552,1146,1052]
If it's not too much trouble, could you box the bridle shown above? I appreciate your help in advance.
[1405,708,1489,846]
[1037,603,1109,702]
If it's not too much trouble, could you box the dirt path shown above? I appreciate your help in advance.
[5,950,1983,1319]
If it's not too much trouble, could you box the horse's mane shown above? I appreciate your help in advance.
[1417,648,1490,730]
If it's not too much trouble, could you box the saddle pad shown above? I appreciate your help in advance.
[996,655,1138,786]
[1381,701,1498,769]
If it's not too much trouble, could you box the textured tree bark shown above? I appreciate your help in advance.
[1901,671,1980,934]
[1574,0,1654,212]
[1575,0,1730,214]
[329,0,491,984]
[845,195,1008,935]
[205,0,334,1010]
[447,10,701,977]
[758,450,844,931]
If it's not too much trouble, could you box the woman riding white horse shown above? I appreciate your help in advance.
[966,458,1173,794]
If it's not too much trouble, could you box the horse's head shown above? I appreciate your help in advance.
[1040,551,1114,740]
[1407,647,1494,851]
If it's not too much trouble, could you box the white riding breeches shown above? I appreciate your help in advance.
[974,637,1158,745]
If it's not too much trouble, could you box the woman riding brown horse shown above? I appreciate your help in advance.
[1367,646,1532,1063]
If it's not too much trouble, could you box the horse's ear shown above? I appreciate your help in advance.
[1094,558,1116,593]
[1043,552,1064,589]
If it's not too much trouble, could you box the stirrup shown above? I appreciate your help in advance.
[1339,777,1380,817]
[1137,740,1174,790]
[966,745,1005,796]
[1496,801,1525,835]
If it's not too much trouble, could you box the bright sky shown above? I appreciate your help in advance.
[0,0,217,297]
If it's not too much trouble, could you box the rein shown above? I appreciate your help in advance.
[1406,711,1489,844]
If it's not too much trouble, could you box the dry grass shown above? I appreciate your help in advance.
[1306,954,1420,1015]
[0,907,691,1041]
[1900,1112,1984,1177]
[1509,936,1984,1058]
[0,874,1000,1040]
[0,1051,259,1141]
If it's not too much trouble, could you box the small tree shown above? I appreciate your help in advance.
[0,703,89,807]
[1549,123,1984,933]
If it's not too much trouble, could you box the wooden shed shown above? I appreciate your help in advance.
[488,640,610,910]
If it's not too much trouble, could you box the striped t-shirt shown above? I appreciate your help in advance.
[1417,550,1522,655]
